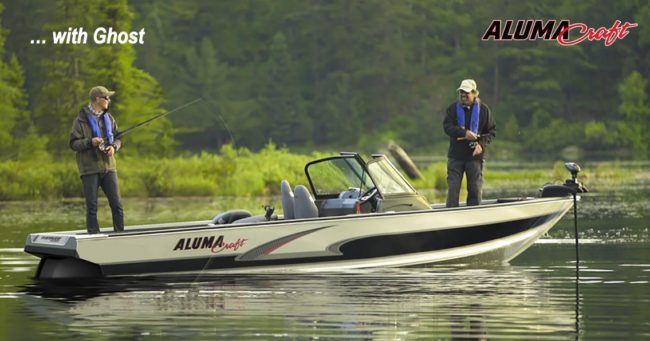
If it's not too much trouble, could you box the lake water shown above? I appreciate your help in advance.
[1,181,648,339]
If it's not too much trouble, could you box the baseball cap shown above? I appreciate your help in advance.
[89,86,115,101]
[457,79,479,95]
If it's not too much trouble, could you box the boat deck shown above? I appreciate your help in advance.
[32,197,541,239]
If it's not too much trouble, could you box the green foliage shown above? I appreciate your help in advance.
[412,162,448,191]
[410,159,642,197]
[0,0,649,160]
[499,114,521,142]
[584,120,622,150]
[0,144,643,201]
[0,5,47,161]
[618,71,650,159]
[521,115,585,155]
[260,32,312,147]
[0,143,320,200]
[0,161,61,200]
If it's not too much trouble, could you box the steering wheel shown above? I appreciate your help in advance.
[358,187,378,205]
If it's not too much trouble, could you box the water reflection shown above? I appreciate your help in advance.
[19,266,577,339]
[3,243,649,339]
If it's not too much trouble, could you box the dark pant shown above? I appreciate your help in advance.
[446,158,484,208]
[82,172,124,233]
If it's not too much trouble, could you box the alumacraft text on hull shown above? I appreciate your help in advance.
[24,153,587,279]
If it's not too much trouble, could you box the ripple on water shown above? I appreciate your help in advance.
[0,243,648,339]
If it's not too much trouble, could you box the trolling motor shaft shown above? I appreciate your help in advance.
[539,162,588,323]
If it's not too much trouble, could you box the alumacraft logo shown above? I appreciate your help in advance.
[40,235,63,242]
[482,19,638,46]
[172,235,247,254]
[31,234,69,246]
[32,235,63,243]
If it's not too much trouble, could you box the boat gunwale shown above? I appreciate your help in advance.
[29,196,574,239]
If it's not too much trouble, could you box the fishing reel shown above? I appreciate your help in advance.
[97,140,114,154]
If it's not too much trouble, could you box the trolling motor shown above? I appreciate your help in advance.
[540,162,588,198]
[98,98,203,153]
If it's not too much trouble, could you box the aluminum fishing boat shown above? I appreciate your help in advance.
[24,153,583,279]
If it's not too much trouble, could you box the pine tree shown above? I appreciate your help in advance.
[316,72,361,147]
[261,32,311,146]
[0,3,47,161]
[618,71,650,158]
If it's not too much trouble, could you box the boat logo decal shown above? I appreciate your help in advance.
[237,225,334,261]
[173,235,247,253]
[31,234,69,246]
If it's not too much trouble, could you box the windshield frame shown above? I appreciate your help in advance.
[304,154,377,199]
[365,156,417,196]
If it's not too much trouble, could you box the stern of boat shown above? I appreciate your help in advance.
[25,232,103,279]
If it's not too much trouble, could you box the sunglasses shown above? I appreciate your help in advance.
[99,96,111,101]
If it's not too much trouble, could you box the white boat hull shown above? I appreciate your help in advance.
[25,197,573,278]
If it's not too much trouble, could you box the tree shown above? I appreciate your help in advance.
[618,71,650,158]
[0,3,46,161]
[315,71,361,147]
[259,32,311,147]
[175,37,234,150]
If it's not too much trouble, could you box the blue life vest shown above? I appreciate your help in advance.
[87,112,114,145]
[456,102,480,133]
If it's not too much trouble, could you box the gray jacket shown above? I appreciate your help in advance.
[69,106,122,176]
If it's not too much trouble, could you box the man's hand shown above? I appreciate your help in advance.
[106,145,115,157]
[472,143,483,156]
[91,137,104,146]
[464,130,478,141]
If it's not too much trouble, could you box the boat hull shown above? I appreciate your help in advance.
[25,197,573,278]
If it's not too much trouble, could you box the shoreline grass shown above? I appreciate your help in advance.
[0,144,645,201]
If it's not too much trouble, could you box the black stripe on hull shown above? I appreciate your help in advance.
[339,213,556,258]
[101,213,557,276]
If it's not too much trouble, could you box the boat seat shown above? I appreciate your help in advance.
[281,180,295,220]
[293,185,319,219]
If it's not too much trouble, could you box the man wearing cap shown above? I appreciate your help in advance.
[69,86,124,233]
[443,79,496,207]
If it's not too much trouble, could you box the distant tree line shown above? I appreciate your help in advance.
[1,0,649,160]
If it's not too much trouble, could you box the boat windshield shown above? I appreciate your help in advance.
[307,157,374,197]
[367,158,416,195]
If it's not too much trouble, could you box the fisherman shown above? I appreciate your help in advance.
[69,86,124,233]
[443,79,496,207]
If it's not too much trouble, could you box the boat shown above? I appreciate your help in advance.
[24,153,586,279]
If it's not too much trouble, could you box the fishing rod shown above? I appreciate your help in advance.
[98,98,203,152]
